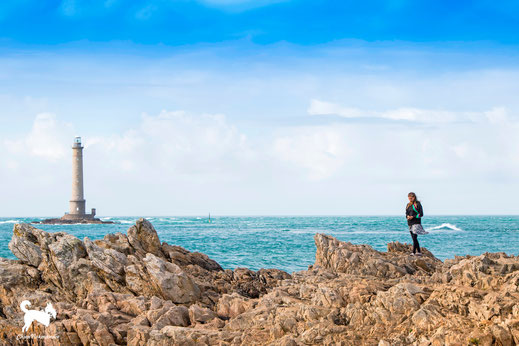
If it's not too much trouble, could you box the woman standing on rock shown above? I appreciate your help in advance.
[406,192,427,256]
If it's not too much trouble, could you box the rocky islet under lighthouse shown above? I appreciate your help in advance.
[35,136,112,224]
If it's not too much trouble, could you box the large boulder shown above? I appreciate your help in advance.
[42,232,90,297]
[84,237,128,284]
[0,258,41,311]
[141,253,201,304]
[8,223,44,267]
[314,233,441,278]
[9,225,93,300]
[127,218,163,258]
[162,243,223,272]
[95,232,134,255]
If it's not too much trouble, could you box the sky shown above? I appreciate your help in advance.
[1,0,519,216]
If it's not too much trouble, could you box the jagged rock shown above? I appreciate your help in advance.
[8,223,43,267]
[85,237,128,283]
[189,304,217,324]
[216,293,256,319]
[142,253,201,304]
[228,267,291,299]
[127,218,163,257]
[373,283,423,316]
[29,230,94,301]
[315,233,442,278]
[0,258,40,292]
[315,233,406,277]
[1,222,518,345]
[162,243,223,272]
[83,237,128,290]
[127,325,152,346]
[148,304,190,329]
[96,232,134,255]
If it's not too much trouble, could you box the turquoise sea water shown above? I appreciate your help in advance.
[1,216,518,273]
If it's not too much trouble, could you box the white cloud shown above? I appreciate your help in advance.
[307,99,505,124]
[307,99,364,118]
[275,101,519,187]
[4,113,74,161]
[2,39,519,215]
[0,111,259,216]
[485,107,508,124]
[83,110,255,184]
[451,142,469,158]
[1,107,519,216]
[272,126,351,180]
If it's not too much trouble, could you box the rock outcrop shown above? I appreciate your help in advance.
[1,223,518,345]
[33,218,114,225]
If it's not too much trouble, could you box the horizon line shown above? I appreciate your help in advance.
[1,214,519,219]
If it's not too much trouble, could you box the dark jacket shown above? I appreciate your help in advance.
[406,201,423,226]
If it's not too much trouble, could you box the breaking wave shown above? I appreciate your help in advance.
[119,220,135,224]
[426,223,462,232]
[0,220,18,224]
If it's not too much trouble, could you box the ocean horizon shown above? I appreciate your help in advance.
[2,215,518,272]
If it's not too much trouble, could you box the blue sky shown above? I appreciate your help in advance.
[1,1,519,216]
[1,0,519,45]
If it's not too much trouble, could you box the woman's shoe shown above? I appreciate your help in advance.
[410,253,415,256]
[415,252,423,257]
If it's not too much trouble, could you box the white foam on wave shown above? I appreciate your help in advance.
[0,220,18,224]
[119,220,135,224]
[426,223,463,232]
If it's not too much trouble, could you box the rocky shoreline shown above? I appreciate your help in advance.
[32,218,114,225]
[0,219,518,345]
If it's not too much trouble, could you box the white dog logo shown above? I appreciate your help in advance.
[20,300,56,332]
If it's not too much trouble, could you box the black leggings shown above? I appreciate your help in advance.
[410,231,420,254]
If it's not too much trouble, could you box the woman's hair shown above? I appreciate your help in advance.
[407,192,420,208]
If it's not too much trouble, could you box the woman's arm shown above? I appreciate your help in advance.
[406,205,414,219]
[415,203,424,218]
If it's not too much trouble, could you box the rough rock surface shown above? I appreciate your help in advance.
[0,223,517,345]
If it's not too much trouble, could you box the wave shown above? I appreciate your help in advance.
[119,220,135,224]
[0,220,18,224]
[426,223,462,232]
[169,220,198,223]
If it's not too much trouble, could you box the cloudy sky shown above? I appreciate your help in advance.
[1,0,518,216]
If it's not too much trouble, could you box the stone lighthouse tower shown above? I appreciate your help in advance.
[61,136,96,221]
[36,136,111,224]
[70,136,86,216]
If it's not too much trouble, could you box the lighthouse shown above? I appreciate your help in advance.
[35,136,112,224]
[70,136,86,215]
[61,136,96,220]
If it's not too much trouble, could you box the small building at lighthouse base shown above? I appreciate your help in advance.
[60,207,97,221]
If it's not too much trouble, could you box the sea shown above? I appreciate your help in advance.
[1,216,518,273]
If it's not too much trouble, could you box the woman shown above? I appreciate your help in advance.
[406,192,427,256]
